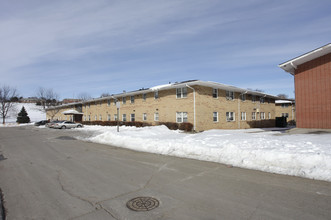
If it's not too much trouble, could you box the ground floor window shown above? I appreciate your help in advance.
[114,114,118,121]
[107,114,111,121]
[131,113,135,122]
[99,114,102,121]
[282,113,289,117]
[176,112,188,123]
[95,115,97,121]
[241,112,246,121]
[122,114,126,122]
[226,112,235,121]
[154,112,159,121]
[260,112,265,120]
[88,115,91,121]
[83,115,86,121]
[268,112,271,119]
[213,112,218,122]
[143,113,147,121]
[252,112,256,120]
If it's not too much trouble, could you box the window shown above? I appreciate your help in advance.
[107,114,111,121]
[176,112,188,123]
[114,114,118,121]
[281,103,289,108]
[226,112,235,121]
[122,114,126,122]
[154,91,159,99]
[113,99,117,106]
[88,103,90,108]
[260,112,265,120]
[142,93,146,101]
[83,116,86,121]
[131,113,135,122]
[143,113,147,121]
[226,91,234,100]
[107,99,111,106]
[212,88,218,98]
[122,97,126,104]
[213,112,218,122]
[176,87,187,99]
[154,112,159,121]
[268,112,271,119]
[88,115,91,121]
[95,115,97,121]
[99,114,102,121]
[240,94,246,101]
[252,112,256,120]
[99,101,102,106]
[282,113,289,117]
[260,97,265,104]
[130,96,135,103]
[241,112,246,121]
[252,96,256,103]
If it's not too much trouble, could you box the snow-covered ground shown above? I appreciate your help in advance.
[75,125,331,182]
[0,103,45,126]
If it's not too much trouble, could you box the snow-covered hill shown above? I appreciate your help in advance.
[1,103,46,124]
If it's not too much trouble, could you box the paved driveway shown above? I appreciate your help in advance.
[0,126,330,219]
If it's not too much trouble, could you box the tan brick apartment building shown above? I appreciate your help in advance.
[46,80,280,131]
[279,43,331,129]
[275,100,296,125]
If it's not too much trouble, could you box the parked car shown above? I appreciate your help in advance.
[34,120,49,126]
[52,121,83,129]
[46,120,61,128]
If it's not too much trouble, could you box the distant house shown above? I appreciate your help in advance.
[62,99,82,104]
[20,97,39,103]
[275,100,295,125]
[46,80,281,131]
[279,43,331,129]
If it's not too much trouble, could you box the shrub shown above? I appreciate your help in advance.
[178,122,194,132]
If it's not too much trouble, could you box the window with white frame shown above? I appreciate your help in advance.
[241,112,246,121]
[107,114,111,121]
[281,103,289,108]
[154,112,159,121]
[122,97,126,104]
[83,115,86,121]
[95,115,97,120]
[99,114,102,120]
[252,112,256,120]
[131,113,135,122]
[143,113,147,121]
[268,112,271,119]
[241,94,246,101]
[260,97,265,104]
[282,113,289,117]
[107,99,111,106]
[226,112,235,121]
[122,114,126,122]
[176,112,188,123]
[260,112,265,120]
[142,93,146,101]
[113,99,117,106]
[130,96,135,103]
[114,114,118,121]
[226,91,234,100]
[154,91,159,99]
[176,87,187,99]
[88,115,91,121]
[213,112,218,122]
[212,88,218,98]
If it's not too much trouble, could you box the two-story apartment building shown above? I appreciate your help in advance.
[46,80,281,131]
[275,100,296,125]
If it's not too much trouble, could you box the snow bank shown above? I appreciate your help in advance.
[76,125,331,182]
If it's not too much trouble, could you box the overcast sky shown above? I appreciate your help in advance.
[1,0,330,99]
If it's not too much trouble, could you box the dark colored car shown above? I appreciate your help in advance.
[34,120,49,126]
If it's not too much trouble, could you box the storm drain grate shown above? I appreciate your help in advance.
[126,197,159,212]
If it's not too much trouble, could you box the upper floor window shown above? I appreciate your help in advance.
[176,87,187,99]
[130,96,135,103]
[260,97,265,104]
[176,112,188,123]
[226,91,234,100]
[142,93,147,101]
[122,97,126,104]
[240,94,246,101]
[154,91,159,99]
[252,96,256,103]
[281,103,289,108]
[107,99,111,106]
[212,88,218,98]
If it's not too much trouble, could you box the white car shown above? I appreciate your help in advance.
[52,121,83,129]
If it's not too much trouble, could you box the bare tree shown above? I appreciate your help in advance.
[77,92,92,101]
[46,107,61,121]
[100,92,110,98]
[0,85,18,124]
[36,87,59,109]
[277,93,289,99]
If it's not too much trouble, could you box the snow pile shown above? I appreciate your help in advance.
[0,103,45,126]
[77,125,331,182]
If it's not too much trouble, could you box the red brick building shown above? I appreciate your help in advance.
[279,43,331,129]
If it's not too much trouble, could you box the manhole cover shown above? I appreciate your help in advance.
[126,197,159,211]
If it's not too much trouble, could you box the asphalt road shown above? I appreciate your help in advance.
[0,126,330,220]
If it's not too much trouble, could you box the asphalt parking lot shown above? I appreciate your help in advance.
[0,126,331,220]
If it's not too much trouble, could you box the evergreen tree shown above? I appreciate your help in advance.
[16,106,30,123]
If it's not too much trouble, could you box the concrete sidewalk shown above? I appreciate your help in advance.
[0,126,330,220]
